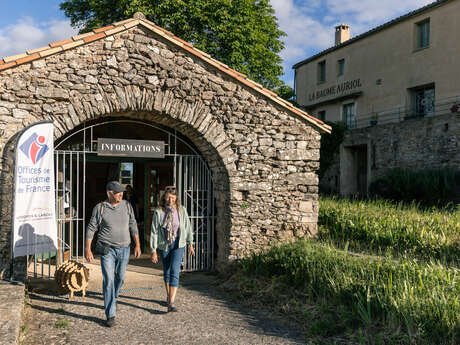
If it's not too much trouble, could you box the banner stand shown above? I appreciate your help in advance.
[11,121,57,279]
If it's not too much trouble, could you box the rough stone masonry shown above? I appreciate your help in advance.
[0,14,329,277]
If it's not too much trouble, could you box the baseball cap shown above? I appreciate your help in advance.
[106,181,125,193]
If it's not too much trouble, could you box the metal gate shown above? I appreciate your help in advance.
[30,120,215,278]
[177,155,215,271]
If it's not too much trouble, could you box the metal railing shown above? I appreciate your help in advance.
[347,95,460,129]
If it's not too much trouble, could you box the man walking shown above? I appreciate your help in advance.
[85,181,141,327]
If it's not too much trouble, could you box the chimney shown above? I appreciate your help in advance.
[335,24,350,45]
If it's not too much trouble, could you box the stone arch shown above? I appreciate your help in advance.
[51,91,234,267]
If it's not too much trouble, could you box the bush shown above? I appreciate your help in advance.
[369,168,460,207]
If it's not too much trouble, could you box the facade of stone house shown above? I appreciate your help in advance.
[0,13,330,279]
[294,0,460,196]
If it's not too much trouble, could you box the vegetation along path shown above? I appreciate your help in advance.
[19,258,305,345]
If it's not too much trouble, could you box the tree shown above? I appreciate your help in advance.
[274,84,297,105]
[60,0,287,90]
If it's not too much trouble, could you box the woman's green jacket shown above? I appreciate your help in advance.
[150,206,193,251]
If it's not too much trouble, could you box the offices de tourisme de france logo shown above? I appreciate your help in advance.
[19,133,49,165]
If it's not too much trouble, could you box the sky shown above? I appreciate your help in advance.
[0,0,435,87]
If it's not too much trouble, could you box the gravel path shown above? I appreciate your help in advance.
[20,260,305,345]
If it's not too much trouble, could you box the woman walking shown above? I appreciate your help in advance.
[150,186,194,312]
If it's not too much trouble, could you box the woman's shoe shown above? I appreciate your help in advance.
[168,303,178,312]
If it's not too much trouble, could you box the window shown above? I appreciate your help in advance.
[318,110,326,122]
[343,102,356,128]
[416,19,430,49]
[317,60,326,83]
[120,162,134,186]
[337,59,345,76]
[413,85,435,116]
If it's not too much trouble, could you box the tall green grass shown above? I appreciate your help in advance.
[240,240,460,344]
[318,197,460,266]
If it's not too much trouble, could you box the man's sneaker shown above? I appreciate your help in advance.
[106,317,116,327]
[168,303,178,312]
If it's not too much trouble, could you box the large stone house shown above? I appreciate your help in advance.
[294,0,460,196]
[0,13,330,279]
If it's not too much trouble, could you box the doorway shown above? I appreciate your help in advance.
[53,119,216,272]
[340,144,368,197]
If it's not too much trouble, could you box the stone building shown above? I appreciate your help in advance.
[0,13,330,278]
[294,0,460,196]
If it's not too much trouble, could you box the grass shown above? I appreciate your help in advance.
[226,240,459,344]
[55,319,70,328]
[221,197,460,344]
[318,197,460,266]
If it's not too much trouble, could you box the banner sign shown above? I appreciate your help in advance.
[97,138,165,158]
[13,122,57,258]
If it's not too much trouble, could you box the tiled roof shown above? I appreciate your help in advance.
[293,0,451,69]
[0,12,331,134]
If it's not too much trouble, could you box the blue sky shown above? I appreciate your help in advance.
[0,0,434,87]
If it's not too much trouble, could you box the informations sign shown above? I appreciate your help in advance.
[97,138,165,158]
[13,122,57,258]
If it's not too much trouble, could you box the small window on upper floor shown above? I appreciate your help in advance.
[317,60,326,83]
[318,110,326,122]
[337,59,345,76]
[416,19,430,49]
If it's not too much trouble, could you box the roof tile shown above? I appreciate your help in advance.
[123,19,140,29]
[27,46,50,55]
[39,47,63,58]
[50,39,74,48]
[113,18,134,26]
[4,53,28,63]
[0,61,17,71]
[94,25,115,33]
[72,32,95,41]
[16,53,40,65]
[62,40,85,50]
[105,25,126,36]
[83,32,106,43]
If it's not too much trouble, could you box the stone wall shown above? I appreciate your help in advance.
[0,25,322,278]
[320,112,460,195]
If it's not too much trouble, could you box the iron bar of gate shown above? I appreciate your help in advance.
[201,158,205,270]
[193,156,197,270]
[201,160,204,269]
[195,156,198,270]
[211,171,215,269]
[197,157,200,270]
[76,151,80,261]
[83,128,87,255]
[70,152,73,260]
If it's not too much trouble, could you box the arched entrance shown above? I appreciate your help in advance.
[54,118,216,272]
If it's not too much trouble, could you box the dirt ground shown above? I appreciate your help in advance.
[19,256,306,345]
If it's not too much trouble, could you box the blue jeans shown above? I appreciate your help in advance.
[100,246,130,319]
[159,237,185,287]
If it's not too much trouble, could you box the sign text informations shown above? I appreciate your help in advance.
[97,138,165,158]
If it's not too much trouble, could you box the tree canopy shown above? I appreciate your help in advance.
[60,0,288,90]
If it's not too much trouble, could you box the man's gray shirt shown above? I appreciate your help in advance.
[86,200,138,248]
